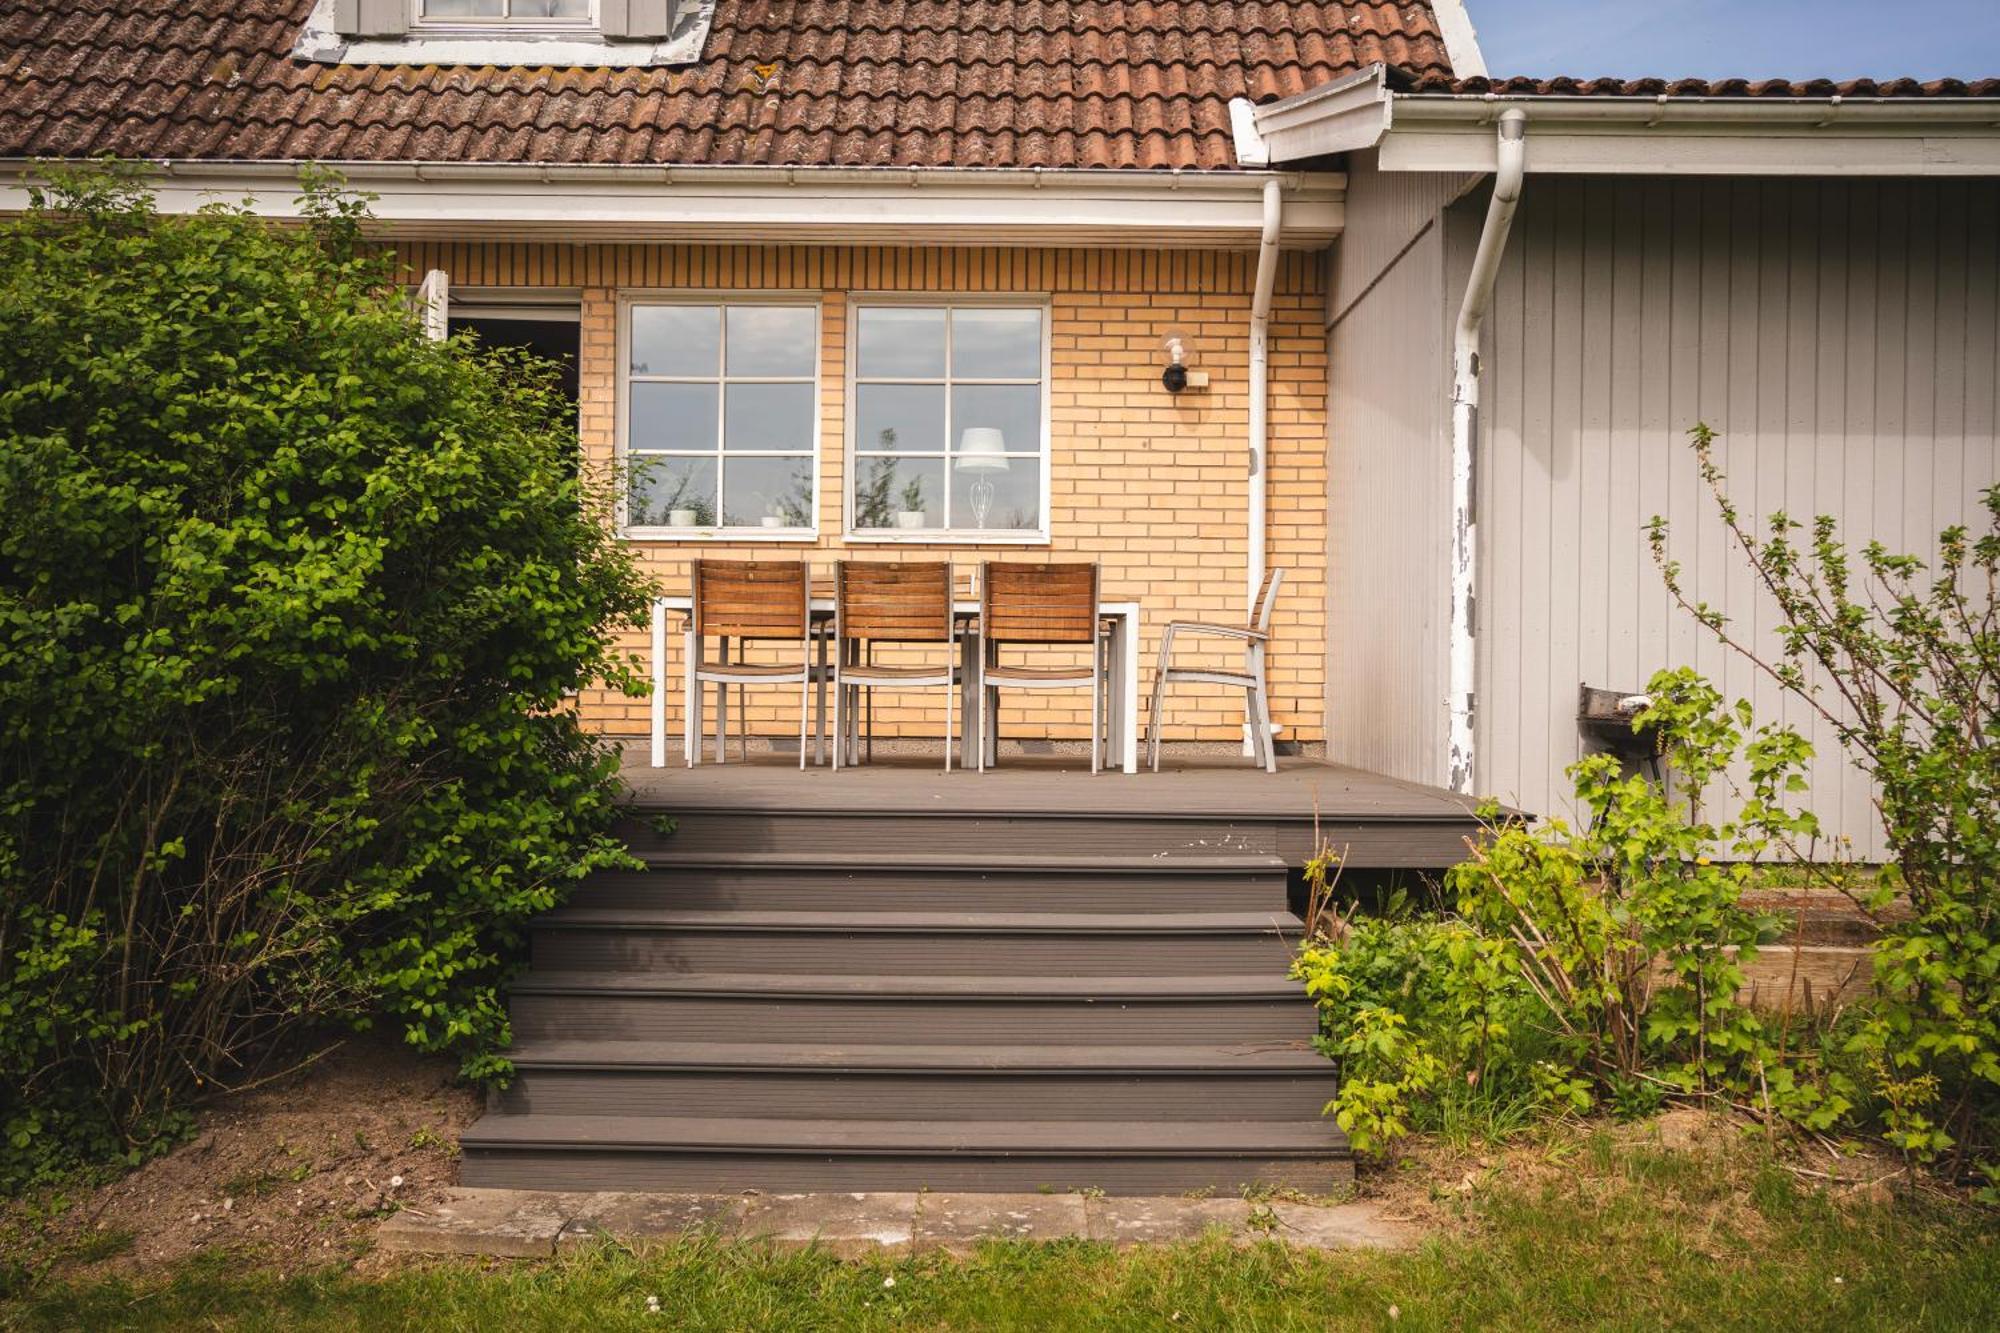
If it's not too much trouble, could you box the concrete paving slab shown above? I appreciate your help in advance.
[1261,1201,1417,1251]
[377,1187,569,1258]
[1086,1196,1253,1246]
[914,1193,1090,1253]
[377,1188,1415,1258]
[558,1192,749,1250]
[738,1192,918,1258]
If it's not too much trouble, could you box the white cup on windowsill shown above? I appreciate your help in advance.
[895,511,928,530]
[760,515,785,528]
[668,509,699,527]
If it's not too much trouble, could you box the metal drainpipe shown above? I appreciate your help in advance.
[1248,177,1284,615]
[1246,178,1284,755]
[1447,108,1527,794]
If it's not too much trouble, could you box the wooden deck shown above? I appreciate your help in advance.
[618,748,1485,870]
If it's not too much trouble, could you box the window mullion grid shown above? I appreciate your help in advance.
[941,307,955,531]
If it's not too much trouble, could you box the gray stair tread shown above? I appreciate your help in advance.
[463,1114,1348,1156]
[510,970,1304,999]
[505,1039,1330,1072]
[539,909,1301,933]
[615,850,1287,874]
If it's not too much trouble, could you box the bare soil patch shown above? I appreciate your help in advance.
[8,1033,478,1280]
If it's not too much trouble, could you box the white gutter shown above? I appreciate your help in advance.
[1247,177,1284,615]
[1446,108,1526,794]
[0,159,1345,247]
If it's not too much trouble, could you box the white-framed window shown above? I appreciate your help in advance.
[412,0,596,29]
[621,297,820,540]
[845,298,1050,542]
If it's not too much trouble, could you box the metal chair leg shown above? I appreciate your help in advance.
[814,630,829,766]
[831,665,844,772]
[1096,636,1112,772]
[1251,643,1278,774]
[1147,626,1175,772]
[683,630,699,769]
[798,671,810,772]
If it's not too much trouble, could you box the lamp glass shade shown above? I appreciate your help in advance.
[956,427,1012,472]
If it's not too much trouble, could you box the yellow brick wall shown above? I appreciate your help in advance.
[390,242,1327,746]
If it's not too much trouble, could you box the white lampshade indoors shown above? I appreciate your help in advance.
[956,427,1012,472]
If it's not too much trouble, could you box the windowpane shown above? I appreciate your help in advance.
[952,308,1042,380]
[423,0,506,16]
[629,382,717,452]
[722,456,815,528]
[852,456,946,530]
[854,383,945,454]
[724,382,814,452]
[514,0,591,15]
[856,307,947,379]
[630,305,719,378]
[949,455,1040,531]
[950,384,1040,457]
[726,306,815,378]
[629,455,716,529]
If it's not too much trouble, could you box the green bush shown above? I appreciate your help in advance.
[1295,670,1855,1156]
[0,165,653,1188]
[1652,424,2000,1193]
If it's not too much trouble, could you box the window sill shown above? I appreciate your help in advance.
[624,528,819,543]
[843,531,1052,546]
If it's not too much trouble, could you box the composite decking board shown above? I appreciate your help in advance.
[535,909,1299,933]
[508,971,1304,998]
[462,1115,1348,1155]
[501,1040,1326,1072]
[612,851,1292,872]
[615,750,1485,822]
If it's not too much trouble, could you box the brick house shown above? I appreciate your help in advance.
[3,1,1996,1190]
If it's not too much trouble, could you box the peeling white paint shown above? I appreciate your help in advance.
[1447,110,1527,794]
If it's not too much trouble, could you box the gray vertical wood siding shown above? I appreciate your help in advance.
[1466,177,2000,859]
[1324,153,1470,786]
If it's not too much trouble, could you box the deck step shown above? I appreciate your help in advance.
[621,811,1292,860]
[570,852,1290,913]
[531,910,1302,976]
[459,1115,1353,1196]
[496,1039,1332,1122]
[508,971,1317,1044]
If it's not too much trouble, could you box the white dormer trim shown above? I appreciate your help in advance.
[1430,0,1489,80]
[293,0,714,66]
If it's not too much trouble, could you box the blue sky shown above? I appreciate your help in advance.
[1467,0,2000,81]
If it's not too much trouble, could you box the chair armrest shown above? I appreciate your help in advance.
[1164,620,1269,643]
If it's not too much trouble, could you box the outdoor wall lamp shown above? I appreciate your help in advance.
[1160,332,1209,394]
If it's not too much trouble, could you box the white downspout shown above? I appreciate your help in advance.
[1248,177,1283,612]
[1447,108,1527,794]
[1246,178,1284,754]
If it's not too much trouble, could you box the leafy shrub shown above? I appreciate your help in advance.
[1652,425,2000,1191]
[0,165,653,1188]
[1295,671,1855,1155]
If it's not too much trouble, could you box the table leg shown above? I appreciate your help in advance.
[959,628,978,770]
[1117,609,1139,774]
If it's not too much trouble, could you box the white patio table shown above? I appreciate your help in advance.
[649,595,1141,774]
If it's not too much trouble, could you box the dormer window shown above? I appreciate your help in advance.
[414,0,596,29]
[305,0,699,64]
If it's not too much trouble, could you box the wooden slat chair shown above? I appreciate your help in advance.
[684,559,815,769]
[1147,567,1285,773]
[832,561,962,771]
[977,562,1106,774]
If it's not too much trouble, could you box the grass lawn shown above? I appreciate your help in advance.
[6,1134,1997,1331]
